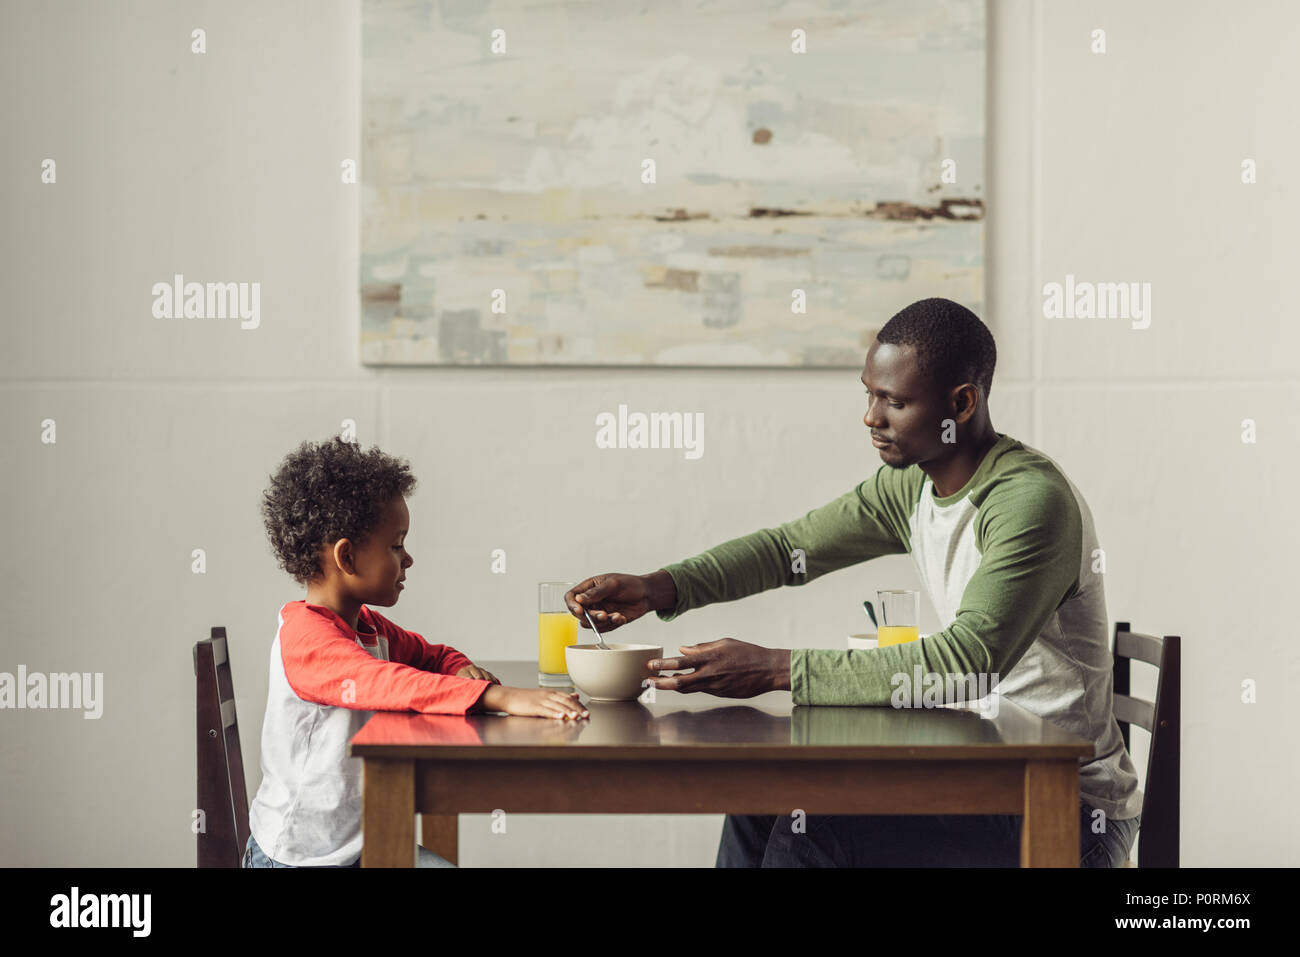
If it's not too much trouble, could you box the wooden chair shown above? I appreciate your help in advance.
[195,627,250,867]
[195,625,456,867]
[1112,621,1180,867]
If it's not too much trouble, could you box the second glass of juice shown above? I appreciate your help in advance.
[538,581,579,685]
[877,589,920,647]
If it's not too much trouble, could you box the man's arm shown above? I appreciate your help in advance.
[644,568,678,613]
[653,464,917,622]
[790,477,1083,706]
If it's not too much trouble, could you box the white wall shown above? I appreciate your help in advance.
[1,0,1294,866]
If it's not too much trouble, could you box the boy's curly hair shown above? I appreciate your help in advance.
[261,436,417,585]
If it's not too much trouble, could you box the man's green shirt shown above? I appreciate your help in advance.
[656,433,1143,820]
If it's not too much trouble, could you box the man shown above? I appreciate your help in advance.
[564,297,1143,867]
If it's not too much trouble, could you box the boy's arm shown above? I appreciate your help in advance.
[381,625,475,676]
[656,464,916,622]
[280,626,489,714]
[791,478,1083,706]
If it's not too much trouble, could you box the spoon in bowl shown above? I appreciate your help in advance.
[581,606,612,650]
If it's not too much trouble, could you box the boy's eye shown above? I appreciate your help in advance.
[865,390,903,409]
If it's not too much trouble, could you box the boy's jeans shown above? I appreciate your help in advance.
[242,833,455,868]
[717,802,1140,867]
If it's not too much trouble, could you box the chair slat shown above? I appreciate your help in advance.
[1113,694,1153,733]
[1116,630,1162,666]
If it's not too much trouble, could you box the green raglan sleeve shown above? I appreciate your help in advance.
[791,474,1083,706]
[655,464,917,623]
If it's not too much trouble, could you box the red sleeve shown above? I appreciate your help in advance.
[280,609,489,715]
[364,607,475,675]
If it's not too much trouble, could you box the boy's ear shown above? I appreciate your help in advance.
[330,538,358,577]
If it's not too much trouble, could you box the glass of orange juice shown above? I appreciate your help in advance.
[538,581,579,685]
[877,589,920,647]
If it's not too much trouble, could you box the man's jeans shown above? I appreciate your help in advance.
[717,802,1140,867]
[242,833,455,868]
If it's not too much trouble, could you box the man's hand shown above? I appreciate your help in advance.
[457,663,500,684]
[564,574,655,632]
[646,638,791,698]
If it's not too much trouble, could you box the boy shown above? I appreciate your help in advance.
[245,437,587,868]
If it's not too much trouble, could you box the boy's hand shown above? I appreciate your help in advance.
[479,685,589,720]
[457,663,500,684]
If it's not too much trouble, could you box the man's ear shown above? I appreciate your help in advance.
[950,383,980,424]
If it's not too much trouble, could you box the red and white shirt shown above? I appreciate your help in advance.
[247,600,491,866]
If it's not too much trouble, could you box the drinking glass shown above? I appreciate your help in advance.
[538,581,579,685]
[877,589,920,647]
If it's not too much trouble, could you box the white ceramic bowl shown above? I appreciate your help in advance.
[565,643,663,701]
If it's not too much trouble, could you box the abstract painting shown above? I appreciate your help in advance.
[361,0,985,366]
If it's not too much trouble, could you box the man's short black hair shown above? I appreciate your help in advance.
[876,297,997,398]
[261,436,417,585]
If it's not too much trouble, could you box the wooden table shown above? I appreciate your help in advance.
[350,660,1093,867]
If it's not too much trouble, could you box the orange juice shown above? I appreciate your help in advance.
[878,625,919,647]
[538,612,579,674]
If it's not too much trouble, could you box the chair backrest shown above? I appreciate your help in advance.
[1112,621,1180,868]
[194,627,250,867]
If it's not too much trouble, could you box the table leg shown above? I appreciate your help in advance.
[420,814,458,866]
[362,758,415,867]
[1021,759,1079,867]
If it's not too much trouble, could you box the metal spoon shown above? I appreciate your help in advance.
[862,600,879,629]
[581,606,612,650]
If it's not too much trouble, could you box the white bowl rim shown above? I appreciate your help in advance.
[567,643,662,653]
